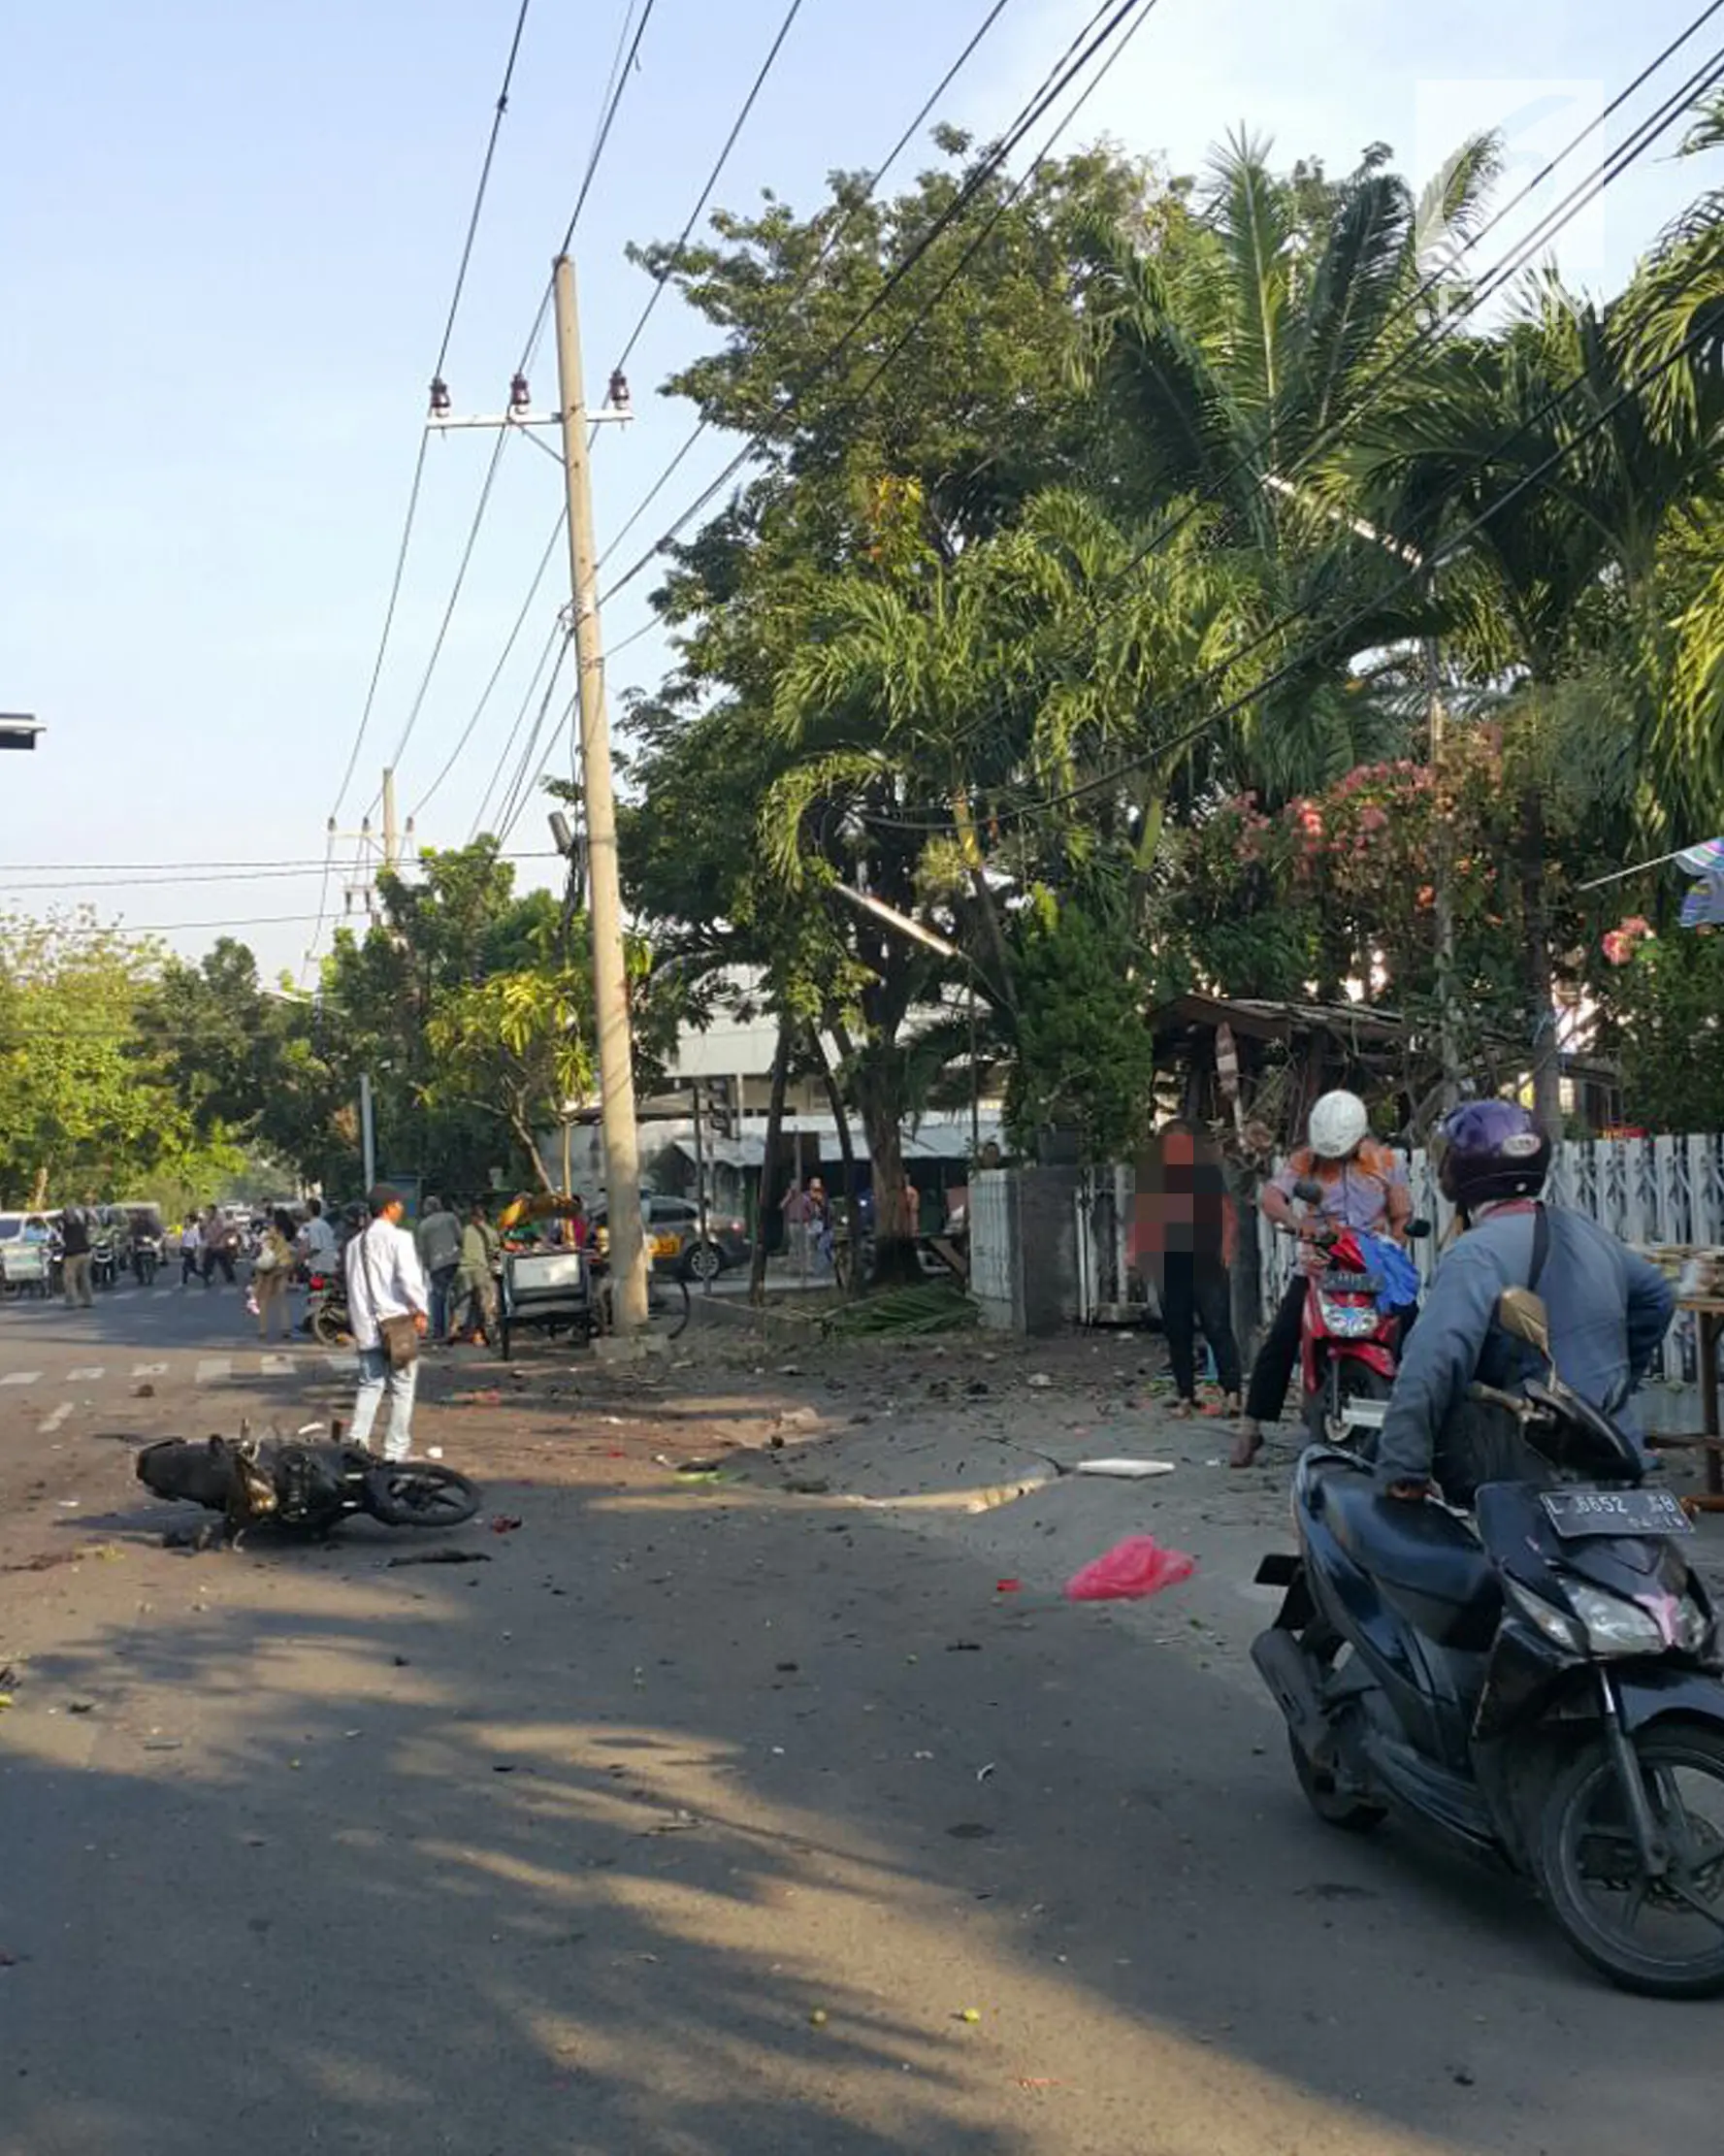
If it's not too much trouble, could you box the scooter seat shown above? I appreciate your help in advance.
[1317,1463,1500,1650]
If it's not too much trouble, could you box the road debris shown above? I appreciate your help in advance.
[1064,1536,1196,1602]
[386,1550,492,1569]
[1075,1457,1176,1479]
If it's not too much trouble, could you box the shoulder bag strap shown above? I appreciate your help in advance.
[1528,1201,1550,1293]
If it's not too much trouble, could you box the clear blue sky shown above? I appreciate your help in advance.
[2,0,1713,975]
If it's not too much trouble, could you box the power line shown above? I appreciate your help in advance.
[435,0,536,376]
[592,0,1022,572]
[859,21,1724,795]
[490,643,574,842]
[869,306,1723,844]
[307,0,543,981]
[325,0,541,828]
[360,0,661,833]
[0,851,566,892]
[482,2,1150,841]
[408,516,567,818]
[595,0,1156,606]
[432,0,1019,849]
[469,621,569,839]
[607,0,809,383]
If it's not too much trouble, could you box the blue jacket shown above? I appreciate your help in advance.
[1375,1205,1675,1488]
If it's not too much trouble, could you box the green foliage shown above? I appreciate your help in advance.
[0,912,242,1206]
[1596,930,1724,1133]
[1003,898,1156,1163]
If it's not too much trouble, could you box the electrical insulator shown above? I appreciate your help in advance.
[429,376,451,418]
[607,370,632,413]
[509,373,531,412]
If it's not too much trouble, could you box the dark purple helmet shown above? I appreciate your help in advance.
[1437,1099,1550,1210]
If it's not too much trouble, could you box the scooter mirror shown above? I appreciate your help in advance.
[1407,1217,1432,1241]
[1496,1287,1552,1360]
[1291,1177,1324,1204]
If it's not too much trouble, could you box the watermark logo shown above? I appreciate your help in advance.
[1415,80,1607,302]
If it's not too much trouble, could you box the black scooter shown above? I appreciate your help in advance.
[1253,1286,1724,1996]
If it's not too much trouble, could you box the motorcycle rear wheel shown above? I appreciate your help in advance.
[310,1305,351,1350]
[1305,1359,1392,1449]
[362,1461,480,1529]
[1288,1725,1386,1833]
[1535,1722,1724,1997]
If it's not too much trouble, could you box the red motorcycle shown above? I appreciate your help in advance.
[1286,1177,1424,1448]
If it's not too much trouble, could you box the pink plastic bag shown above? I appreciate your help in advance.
[1063,1535,1196,1602]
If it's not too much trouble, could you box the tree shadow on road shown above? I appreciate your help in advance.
[3,1432,1714,2156]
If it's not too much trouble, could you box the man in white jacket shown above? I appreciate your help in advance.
[344,1185,429,1461]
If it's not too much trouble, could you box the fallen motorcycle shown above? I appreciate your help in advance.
[137,1429,480,1541]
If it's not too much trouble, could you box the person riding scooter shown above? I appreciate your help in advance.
[1376,1099,1675,1504]
[1232,1090,1412,1467]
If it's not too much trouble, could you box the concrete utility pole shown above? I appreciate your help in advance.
[381,768,400,870]
[552,253,647,1334]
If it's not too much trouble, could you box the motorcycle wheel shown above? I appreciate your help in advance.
[362,1461,481,1529]
[310,1306,351,1350]
[1534,1722,1724,1997]
[1305,1359,1392,1449]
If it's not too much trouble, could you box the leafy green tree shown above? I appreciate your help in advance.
[1596,928,1724,1132]
[0,913,225,1205]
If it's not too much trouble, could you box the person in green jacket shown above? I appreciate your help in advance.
[448,1202,500,1345]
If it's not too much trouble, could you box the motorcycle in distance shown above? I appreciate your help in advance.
[1252,1286,1724,1996]
[89,1222,120,1291]
[1283,1175,1426,1450]
[137,1425,480,1540]
[304,1270,352,1348]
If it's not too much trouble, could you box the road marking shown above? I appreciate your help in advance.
[325,1354,351,1374]
[67,1365,106,1382]
[261,1355,294,1376]
[194,1356,232,1386]
[132,1362,169,1377]
[40,1403,72,1434]
[0,1371,42,1387]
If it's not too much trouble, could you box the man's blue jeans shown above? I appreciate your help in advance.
[350,1345,418,1461]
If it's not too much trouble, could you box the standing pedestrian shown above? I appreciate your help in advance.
[1143,1119,1242,1420]
[415,1194,464,1346]
[449,1200,500,1344]
[295,1197,338,1275]
[60,1196,95,1309]
[178,1213,203,1287]
[252,1209,296,1342]
[780,1180,814,1275]
[343,1184,429,1460]
[201,1207,237,1288]
[807,1176,833,1272]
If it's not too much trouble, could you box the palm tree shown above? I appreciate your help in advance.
[1079,130,1500,801]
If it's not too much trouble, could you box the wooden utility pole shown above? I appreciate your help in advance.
[552,254,647,1334]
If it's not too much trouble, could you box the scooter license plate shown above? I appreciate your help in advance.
[1541,1487,1692,1539]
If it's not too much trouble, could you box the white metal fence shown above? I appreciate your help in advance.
[1256,1134,1724,1433]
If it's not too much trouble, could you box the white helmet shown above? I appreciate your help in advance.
[1308,1090,1369,1160]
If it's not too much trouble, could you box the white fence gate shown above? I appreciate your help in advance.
[1257,1133,1724,1434]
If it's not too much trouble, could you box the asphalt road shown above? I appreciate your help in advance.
[0,1298,1716,2156]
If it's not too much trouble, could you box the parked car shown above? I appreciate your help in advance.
[589,1195,751,1283]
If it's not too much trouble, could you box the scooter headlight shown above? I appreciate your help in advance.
[1504,1575,1586,1652]
[1317,1297,1379,1339]
[1566,1584,1665,1659]
[1670,1591,1714,1656]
